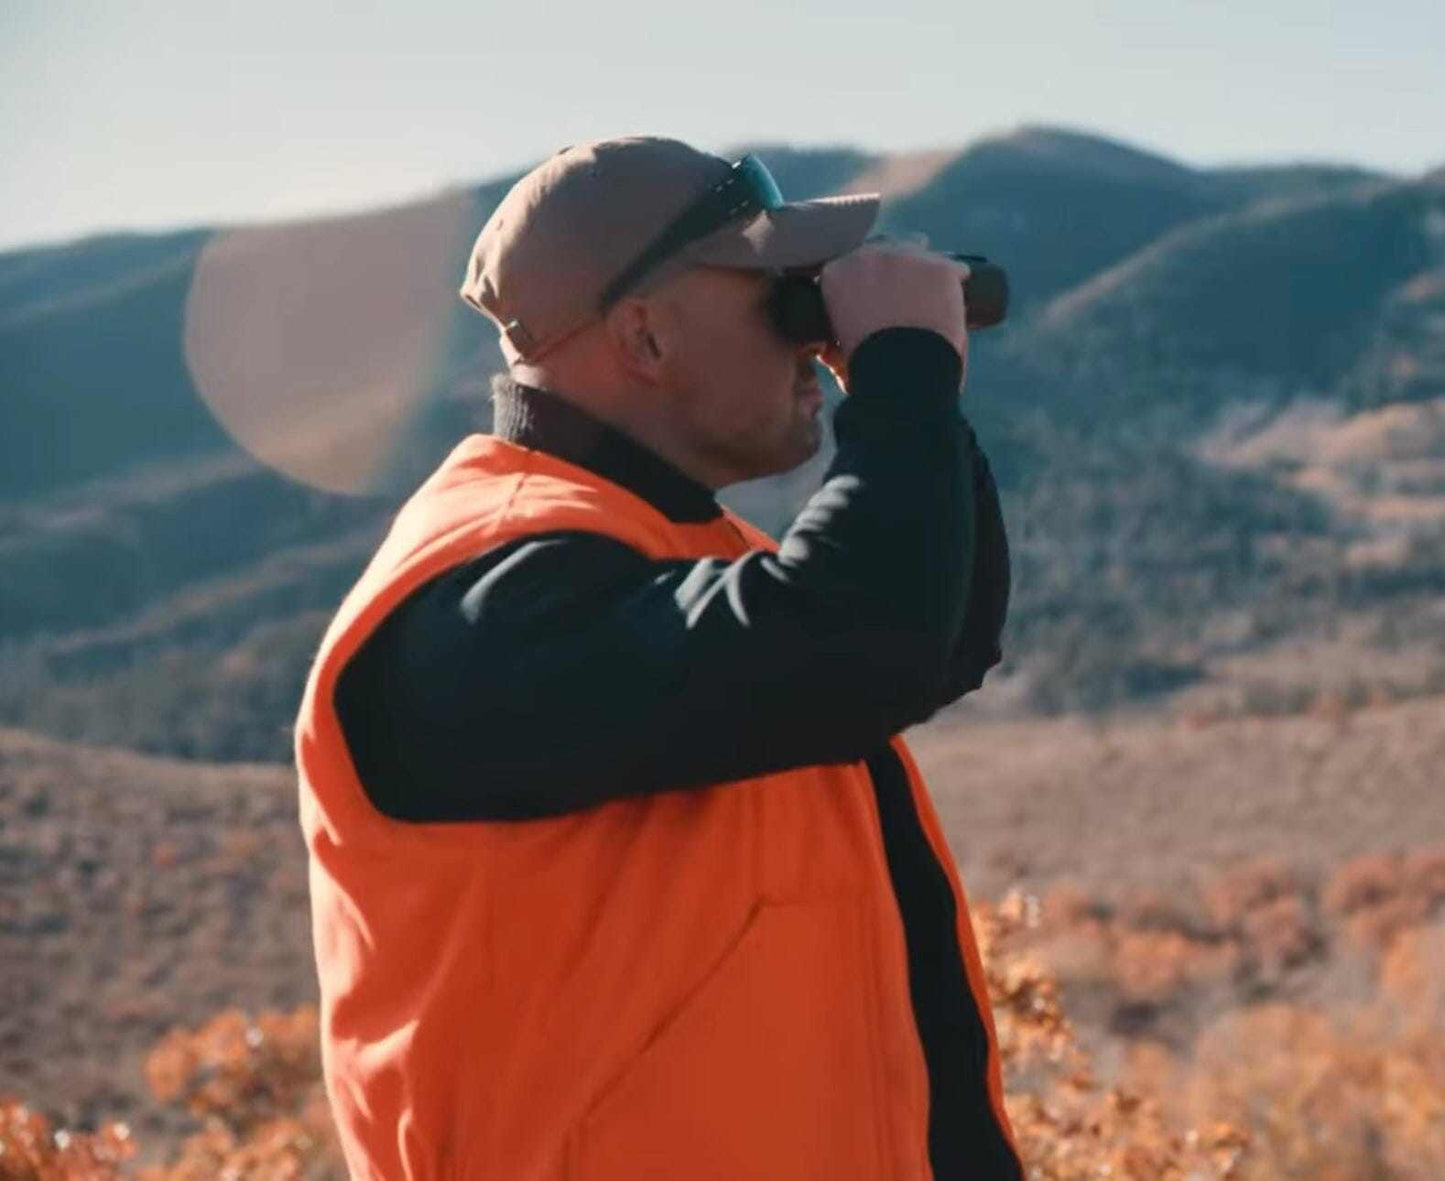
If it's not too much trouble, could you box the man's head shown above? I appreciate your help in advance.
[459,136,881,489]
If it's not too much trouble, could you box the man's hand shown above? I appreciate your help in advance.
[815,240,970,393]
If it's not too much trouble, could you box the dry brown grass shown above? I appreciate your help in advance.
[5,685,1445,1175]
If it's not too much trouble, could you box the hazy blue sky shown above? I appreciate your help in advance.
[3,0,1442,252]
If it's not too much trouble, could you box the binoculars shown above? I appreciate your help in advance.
[765,254,1009,347]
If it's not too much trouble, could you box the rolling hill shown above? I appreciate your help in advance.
[1,124,1443,759]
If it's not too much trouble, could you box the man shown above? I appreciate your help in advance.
[295,135,1023,1180]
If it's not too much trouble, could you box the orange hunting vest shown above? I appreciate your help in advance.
[295,432,1019,1180]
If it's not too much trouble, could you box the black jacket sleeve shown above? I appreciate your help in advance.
[934,439,1010,703]
[335,327,1009,822]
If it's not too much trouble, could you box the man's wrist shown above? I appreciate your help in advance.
[842,326,964,417]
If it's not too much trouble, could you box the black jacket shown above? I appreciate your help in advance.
[334,326,1022,1179]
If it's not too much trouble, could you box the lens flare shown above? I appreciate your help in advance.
[183,189,477,496]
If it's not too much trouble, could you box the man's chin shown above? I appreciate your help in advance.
[719,422,824,487]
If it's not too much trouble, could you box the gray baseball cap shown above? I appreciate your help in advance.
[459,135,881,365]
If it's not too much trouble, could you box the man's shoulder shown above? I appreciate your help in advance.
[340,530,652,687]
[372,529,651,644]
[432,530,655,616]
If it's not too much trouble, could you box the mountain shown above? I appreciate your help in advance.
[0,229,227,499]
[1012,172,1443,422]
[2,126,1444,759]
[0,177,519,503]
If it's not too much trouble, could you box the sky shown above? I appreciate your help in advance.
[2,0,1443,253]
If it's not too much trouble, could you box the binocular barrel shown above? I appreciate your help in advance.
[767,253,1009,346]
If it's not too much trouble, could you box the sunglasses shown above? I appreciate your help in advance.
[597,155,786,311]
[597,154,1011,345]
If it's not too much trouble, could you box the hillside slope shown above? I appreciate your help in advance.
[5,690,1444,1160]
[2,127,1442,760]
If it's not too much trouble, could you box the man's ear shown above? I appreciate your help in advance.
[606,296,671,380]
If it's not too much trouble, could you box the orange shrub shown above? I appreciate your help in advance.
[136,1006,345,1180]
[1200,856,1303,931]
[1179,1003,1445,1179]
[981,891,1252,1179]
[1324,851,1445,953]
[11,855,1445,1179]
[0,1099,134,1180]
[1239,894,1322,975]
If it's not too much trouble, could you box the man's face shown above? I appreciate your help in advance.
[655,265,827,487]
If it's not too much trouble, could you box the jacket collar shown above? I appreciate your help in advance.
[488,376,723,524]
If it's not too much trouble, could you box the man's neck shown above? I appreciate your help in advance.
[488,375,722,524]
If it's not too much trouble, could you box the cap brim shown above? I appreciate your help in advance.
[681,192,881,273]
